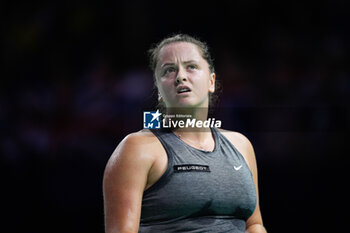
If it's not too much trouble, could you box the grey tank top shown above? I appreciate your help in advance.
[139,128,257,233]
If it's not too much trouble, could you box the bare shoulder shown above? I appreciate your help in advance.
[218,128,252,144]
[218,128,256,170]
[104,129,160,175]
[103,130,163,232]
[120,129,158,148]
[218,128,254,152]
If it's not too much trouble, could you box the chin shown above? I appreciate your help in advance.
[168,98,208,109]
[175,102,206,109]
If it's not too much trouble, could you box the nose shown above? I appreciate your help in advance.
[175,66,187,84]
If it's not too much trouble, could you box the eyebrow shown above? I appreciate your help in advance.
[160,60,198,68]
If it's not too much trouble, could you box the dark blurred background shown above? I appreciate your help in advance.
[1,0,349,232]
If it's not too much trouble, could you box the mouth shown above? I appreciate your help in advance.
[176,85,191,94]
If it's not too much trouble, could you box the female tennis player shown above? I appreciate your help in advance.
[103,34,267,233]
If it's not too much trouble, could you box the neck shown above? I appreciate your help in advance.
[165,107,211,142]
[166,107,208,122]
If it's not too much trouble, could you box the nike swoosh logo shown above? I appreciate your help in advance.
[234,165,242,171]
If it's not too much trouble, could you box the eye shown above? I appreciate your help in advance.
[187,64,197,70]
[163,67,176,75]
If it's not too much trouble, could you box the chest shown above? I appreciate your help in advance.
[143,148,257,221]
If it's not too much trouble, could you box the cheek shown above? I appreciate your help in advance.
[191,72,210,89]
[157,77,174,94]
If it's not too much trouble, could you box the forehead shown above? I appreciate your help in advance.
[157,42,203,64]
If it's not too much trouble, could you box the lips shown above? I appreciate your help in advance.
[176,85,191,94]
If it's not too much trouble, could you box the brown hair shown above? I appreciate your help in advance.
[149,34,215,74]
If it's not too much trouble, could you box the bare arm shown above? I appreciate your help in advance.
[246,224,267,233]
[224,131,267,233]
[242,135,267,233]
[103,133,155,233]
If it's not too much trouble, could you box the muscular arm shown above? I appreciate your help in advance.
[103,133,155,233]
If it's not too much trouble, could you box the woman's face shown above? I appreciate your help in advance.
[155,42,215,109]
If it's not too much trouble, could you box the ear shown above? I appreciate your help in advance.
[208,73,216,93]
